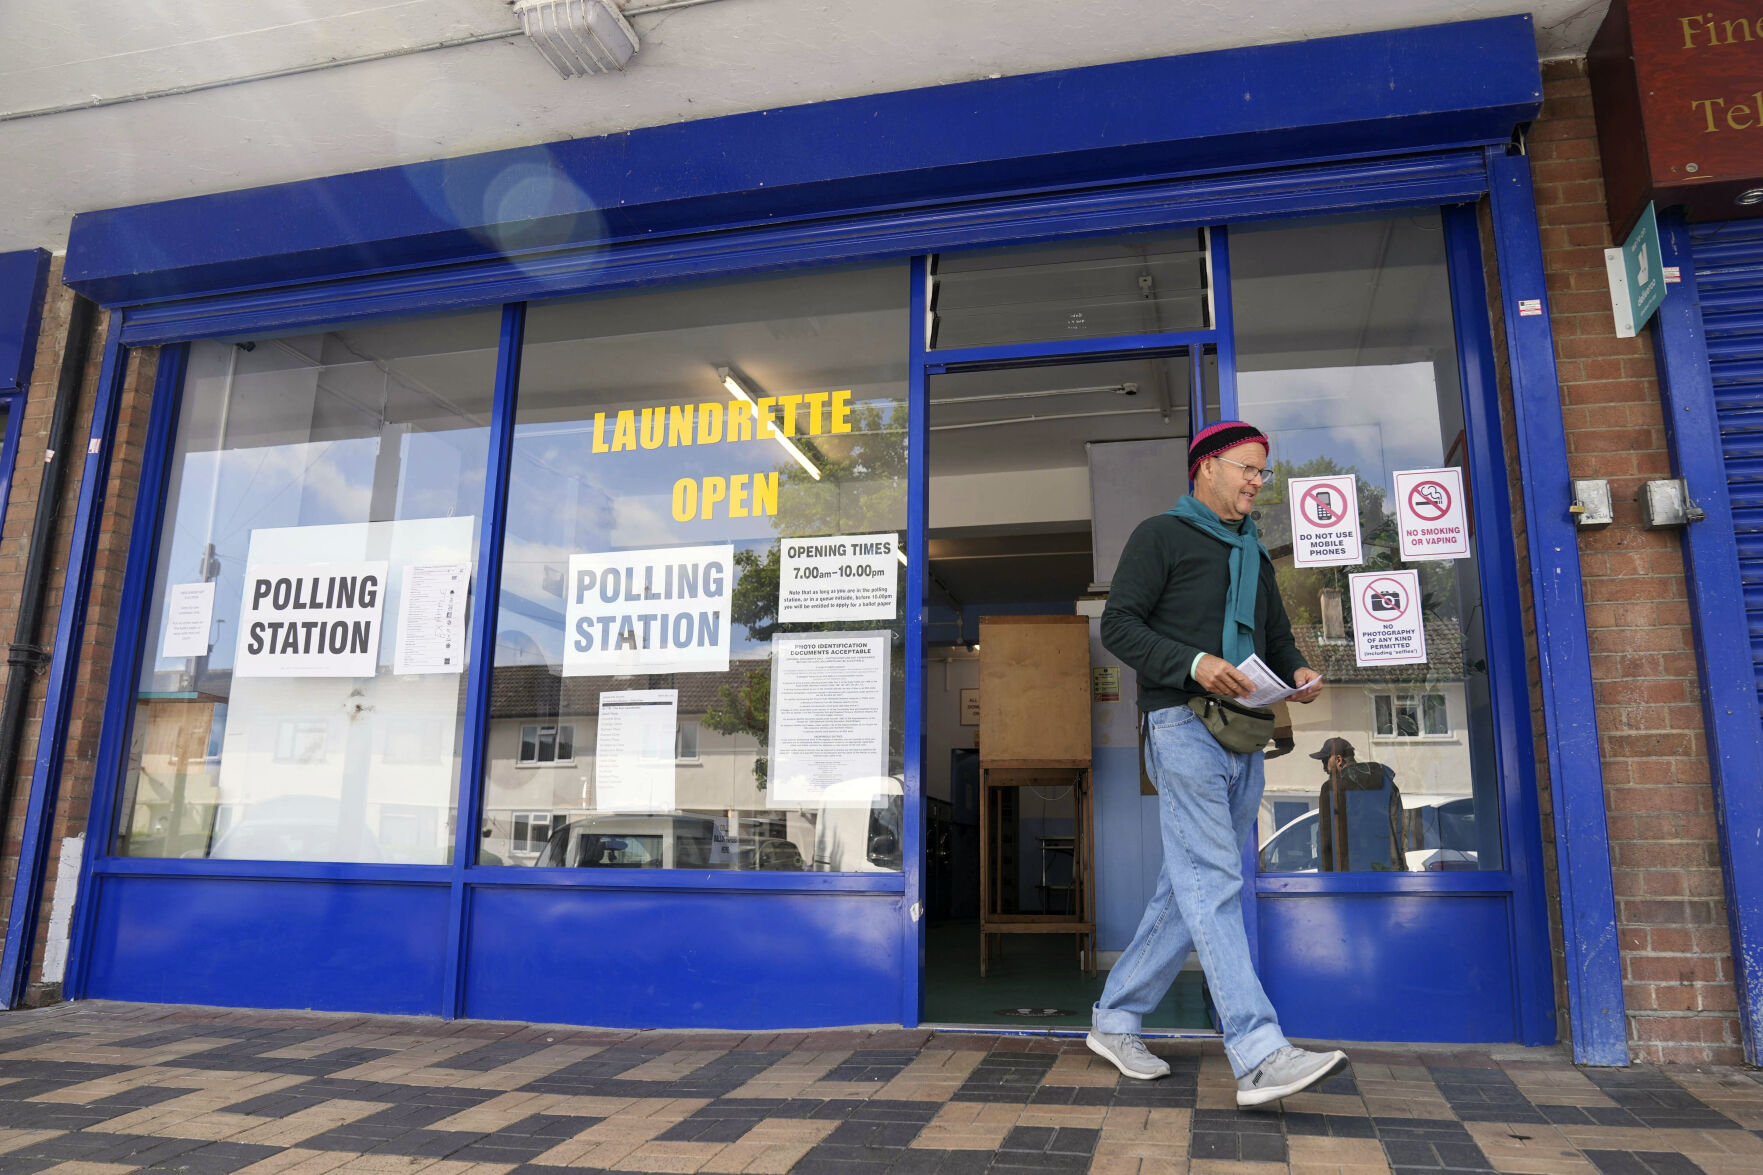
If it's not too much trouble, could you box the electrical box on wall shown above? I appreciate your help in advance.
[1638,479,1705,530]
[1570,479,1613,529]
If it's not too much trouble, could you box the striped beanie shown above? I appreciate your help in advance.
[1188,420,1270,481]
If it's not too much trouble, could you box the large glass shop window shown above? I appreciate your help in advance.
[481,264,909,871]
[113,314,500,862]
[1233,212,1504,875]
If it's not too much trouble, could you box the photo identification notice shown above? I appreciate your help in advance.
[1287,474,1362,567]
[778,533,899,623]
[234,561,388,678]
[564,544,734,677]
[1348,569,1427,666]
[1393,467,1470,561]
[769,631,891,805]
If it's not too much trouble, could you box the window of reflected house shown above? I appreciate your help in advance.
[480,263,909,871]
[1234,212,1504,875]
[112,313,500,862]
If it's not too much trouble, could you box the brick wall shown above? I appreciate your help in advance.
[0,266,156,1001]
[1529,60,1739,1064]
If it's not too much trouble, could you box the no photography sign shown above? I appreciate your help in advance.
[1349,569,1427,666]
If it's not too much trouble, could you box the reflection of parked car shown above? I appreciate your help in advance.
[812,777,904,873]
[1258,797,1480,873]
[537,812,804,871]
[539,813,713,869]
[209,795,383,862]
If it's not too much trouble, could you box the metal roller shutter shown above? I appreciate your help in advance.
[1694,219,1763,700]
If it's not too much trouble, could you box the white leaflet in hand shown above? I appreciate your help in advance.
[1233,653,1319,708]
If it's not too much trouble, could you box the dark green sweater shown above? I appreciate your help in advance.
[1101,513,1308,713]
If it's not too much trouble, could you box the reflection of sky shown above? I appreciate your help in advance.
[151,428,487,676]
[1238,363,1445,494]
[494,393,905,670]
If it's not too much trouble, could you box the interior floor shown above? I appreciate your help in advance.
[922,921,1213,1030]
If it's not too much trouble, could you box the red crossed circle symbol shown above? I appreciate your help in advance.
[1408,480,1451,522]
[1299,484,1348,530]
[1360,576,1411,625]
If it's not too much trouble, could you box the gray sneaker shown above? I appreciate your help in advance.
[1085,1031,1171,1080]
[1235,1045,1347,1107]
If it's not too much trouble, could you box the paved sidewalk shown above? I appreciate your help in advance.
[0,1003,1757,1175]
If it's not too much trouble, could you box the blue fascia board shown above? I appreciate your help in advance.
[64,16,1541,307]
[0,249,51,392]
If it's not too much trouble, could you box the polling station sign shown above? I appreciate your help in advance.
[1394,467,1470,561]
[1348,569,1427,667]
[1287,474,1362,567]
[564,544,734,677]
[234,561,389,678]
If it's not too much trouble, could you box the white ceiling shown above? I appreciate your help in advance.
[0,0,1609,255]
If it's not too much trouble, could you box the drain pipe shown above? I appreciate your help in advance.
[0,295,96,879]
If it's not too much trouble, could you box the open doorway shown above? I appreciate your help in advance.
[921,350,1213,1030]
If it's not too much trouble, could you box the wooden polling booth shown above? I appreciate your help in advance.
[976,615,1095,975]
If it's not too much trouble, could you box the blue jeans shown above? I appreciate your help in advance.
[1092,703,1289,1078]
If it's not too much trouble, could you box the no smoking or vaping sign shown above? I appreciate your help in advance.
[1393,467,1469,561]
[1287,474,1362,567]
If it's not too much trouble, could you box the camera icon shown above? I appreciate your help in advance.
[1368,589,1403,615]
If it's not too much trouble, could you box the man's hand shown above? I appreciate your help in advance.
[1192,654,1254,698]
[1290,667,1323,704]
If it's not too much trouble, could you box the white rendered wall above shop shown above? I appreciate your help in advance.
[0,1,1608,253]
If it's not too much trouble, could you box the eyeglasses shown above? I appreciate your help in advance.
[1211,454,1274,483]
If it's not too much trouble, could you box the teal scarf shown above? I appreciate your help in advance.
[1168,495,1264,665]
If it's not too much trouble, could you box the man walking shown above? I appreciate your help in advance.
[1087,421,1346,1107]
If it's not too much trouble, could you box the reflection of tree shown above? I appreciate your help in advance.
[701,401,907,786]
[1264,456,1458,628]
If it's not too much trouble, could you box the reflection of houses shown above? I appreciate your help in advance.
[1260,622,1470,834]
[127,692,227,859]
[482,662,767,862]
[215,672,462,864]
[127,669,463,864]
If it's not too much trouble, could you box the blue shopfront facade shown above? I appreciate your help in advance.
[16,15,1632,1061]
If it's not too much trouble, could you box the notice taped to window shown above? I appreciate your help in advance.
[1287,474,1362,567]
[234,561,388,678]
[1348,570,1427,666]
[394,563,470,675]
[1393,467,1470,560]
[769,631,891,804]
[162,581,216,658]
[594,689,678,812]
[778,533,899,623]
[564,545,734,676]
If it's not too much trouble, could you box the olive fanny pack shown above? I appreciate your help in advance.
[1187,694,1277,755]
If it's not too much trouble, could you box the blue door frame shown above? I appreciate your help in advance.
[37,14,1625,1051]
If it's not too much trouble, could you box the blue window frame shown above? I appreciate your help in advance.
[64,206,1558,1040]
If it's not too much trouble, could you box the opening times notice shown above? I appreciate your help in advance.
[778,533,898,623]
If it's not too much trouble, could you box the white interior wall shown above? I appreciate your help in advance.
[929,467,1089,531]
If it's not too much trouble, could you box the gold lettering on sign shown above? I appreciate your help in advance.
[1680,13,1763,48]
[1691,92,1763,132]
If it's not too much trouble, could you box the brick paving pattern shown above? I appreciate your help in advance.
[0,1003,1757,1174]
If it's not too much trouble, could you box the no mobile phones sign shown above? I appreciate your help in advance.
[1287,474,1362,567]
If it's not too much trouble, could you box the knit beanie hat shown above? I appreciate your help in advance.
[1188,421,1270,482]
